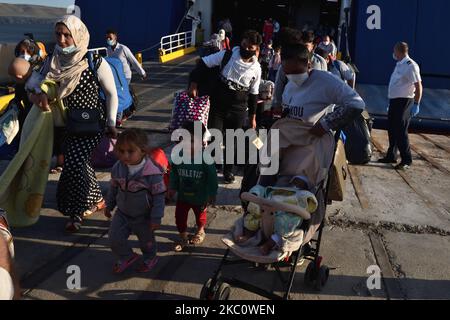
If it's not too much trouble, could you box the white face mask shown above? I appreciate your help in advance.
[19,54,31,61]
[286,72,309,87]
[323,41,330,46]
[55,44,78,55]
[393,53,398,61]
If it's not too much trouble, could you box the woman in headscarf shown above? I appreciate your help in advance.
[32,15,119,233]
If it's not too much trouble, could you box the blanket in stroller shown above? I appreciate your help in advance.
[222,185,319,264]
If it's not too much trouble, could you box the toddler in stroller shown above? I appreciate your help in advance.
[236,176,318,256]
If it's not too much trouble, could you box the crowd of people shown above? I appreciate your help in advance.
[0,13,423,300]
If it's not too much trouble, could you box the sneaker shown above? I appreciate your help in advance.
[223,172,235,184]
[394,163,411,171]
[113,253,140,275]
[136,256,159,273]
[378,157,397,164]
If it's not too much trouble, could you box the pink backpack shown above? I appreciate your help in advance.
[170,91,210,132]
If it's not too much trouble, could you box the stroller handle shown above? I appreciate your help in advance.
[241,192,312,221]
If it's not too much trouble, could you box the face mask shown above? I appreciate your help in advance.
[55,44,78,55]
[286,72,309,87]
[323,41,330,46]
[393,53,398,61]
[107,39,116,47]
[240,47,256,60]
[19,54,31,61]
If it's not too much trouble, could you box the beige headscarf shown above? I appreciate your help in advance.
[46,15,90,99]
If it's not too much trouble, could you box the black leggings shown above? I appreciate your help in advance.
[208,86,249,175]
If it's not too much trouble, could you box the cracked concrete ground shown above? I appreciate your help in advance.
[3,54,450,300]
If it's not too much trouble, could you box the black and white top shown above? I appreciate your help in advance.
[202,47,262,95]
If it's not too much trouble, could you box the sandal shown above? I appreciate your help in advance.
[189,230,206,245]
[83,199,107,218]
[50,166,63,174]
[174,233,190,252]
[113,253,140,275]
[65,218,82,233]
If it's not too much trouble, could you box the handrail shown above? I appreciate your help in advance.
[88,47,108,56]
[160,31,193,55]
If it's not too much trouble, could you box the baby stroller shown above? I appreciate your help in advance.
[200,125,342,301]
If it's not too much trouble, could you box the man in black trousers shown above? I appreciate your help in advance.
[379,42,423,170]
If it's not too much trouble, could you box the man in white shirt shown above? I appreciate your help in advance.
[106,30,147,84]
[379,42,423,170]
[189,30,262,184]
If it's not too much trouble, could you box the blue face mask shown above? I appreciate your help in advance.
[107,39,116,47]
[56,44,77,55]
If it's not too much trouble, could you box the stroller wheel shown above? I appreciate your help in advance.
[200,278,215,300]
[304,262,316,288]
[200,279,231,300]
[314,266,330,291]
[214,283,231,300]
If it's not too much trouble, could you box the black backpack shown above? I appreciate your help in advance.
[193,50,233,98]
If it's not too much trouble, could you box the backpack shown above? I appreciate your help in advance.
[149,148,171,196]
[192,50,233,98]
[87,52,133,114]
[343,110,373,165]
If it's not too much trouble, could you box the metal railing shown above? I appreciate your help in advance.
[88,47,108,56]
[160,31,193,55]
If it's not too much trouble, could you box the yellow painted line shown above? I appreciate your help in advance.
[0,94,14,114]
[159,46,196,63]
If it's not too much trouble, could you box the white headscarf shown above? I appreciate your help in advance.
[46,15,90,99]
